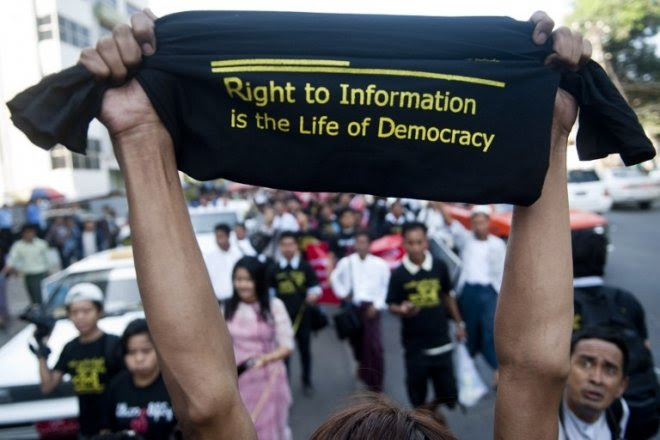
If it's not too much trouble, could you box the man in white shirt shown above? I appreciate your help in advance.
[272,200,299,232]
[453,205,506,384]
[230,223,257,257]
[330,230,391,392]
[204,223,243,303]
[560,327,630,440]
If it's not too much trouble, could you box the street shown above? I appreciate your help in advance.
[287,204,660,439]
[1,204,659,439]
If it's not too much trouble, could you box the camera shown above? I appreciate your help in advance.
[20,305,56,340]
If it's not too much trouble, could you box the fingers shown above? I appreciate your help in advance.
[546,27,591,71]
[131,9,157,56]
[79,48,111,80]
[529,10,555,45]
[113,24,142,70]
[96,35,127,82]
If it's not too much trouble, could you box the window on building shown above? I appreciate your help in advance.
[37,14,53,41]
[58,15,90,48]
[72,139,102,170]
[50,145,70,169]
[100,0,118,9]
[126,2,141,16]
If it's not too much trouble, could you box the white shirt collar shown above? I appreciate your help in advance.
[402,251,433,275]
[573,276,604,288]
[279,254,300,269]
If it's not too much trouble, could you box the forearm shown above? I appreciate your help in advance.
[495,136,572,372]
[112,125,247,429]
[261,346,292,363]
[443,293,463,324]
[39,360,59,394]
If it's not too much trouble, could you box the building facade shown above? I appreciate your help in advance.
[0,0,147,205]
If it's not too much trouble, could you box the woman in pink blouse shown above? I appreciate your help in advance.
[224,256,294,440]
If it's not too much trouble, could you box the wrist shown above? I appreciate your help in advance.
[457,321,466,329]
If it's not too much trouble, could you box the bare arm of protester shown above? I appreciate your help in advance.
[79,10,256,440]
[494,11,592,440]
[38,361,63,394]
[441,291,466,342]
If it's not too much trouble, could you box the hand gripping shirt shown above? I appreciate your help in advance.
[7,12,655,206]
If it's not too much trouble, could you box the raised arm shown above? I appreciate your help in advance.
[82,11,255,439]
[494,12,591,440]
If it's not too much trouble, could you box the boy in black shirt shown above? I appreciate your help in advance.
[387,222,466,408]
[35,283,122,438]
[266,231,322,396]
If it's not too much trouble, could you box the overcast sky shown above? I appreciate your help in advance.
[150,0,574,25]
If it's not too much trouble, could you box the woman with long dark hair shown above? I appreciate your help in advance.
[224,256,294,440]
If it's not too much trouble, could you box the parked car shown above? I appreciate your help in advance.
[566,169,613,213]
[0,247,143,439]
[445,203,609,240]
[599,167,660,209]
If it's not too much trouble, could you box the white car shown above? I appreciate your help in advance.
[600,168,660,209]
[567,169,613,213]
[0,247,144,439]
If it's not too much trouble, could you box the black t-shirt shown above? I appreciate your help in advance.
[329,229,356,260]
[266,259,320,319]
[9,12,654,207]
[54,333,122,436]
[386,258,453,353]
[101,371,177,439]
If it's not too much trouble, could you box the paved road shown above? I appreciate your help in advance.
[1,204,658,439]
[288,204,660,439]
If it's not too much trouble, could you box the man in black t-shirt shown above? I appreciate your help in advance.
[328,208,357,262]
[34,283,121,438]
[387,222,466,409]
[266,231,322,396]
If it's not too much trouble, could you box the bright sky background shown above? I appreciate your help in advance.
[150,0,574,26]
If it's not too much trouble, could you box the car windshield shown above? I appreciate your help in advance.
[568,170,600,183]
[190,211,239,234]
[611,168,645,178]
[45,268,141,319]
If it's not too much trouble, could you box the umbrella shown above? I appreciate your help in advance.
[30,187,65,201]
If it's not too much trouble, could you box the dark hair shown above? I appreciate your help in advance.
[21,223,38,234]
[571,229,607,278]
[402,222,427,238]
[278,231,298,243]
[337,207,355,219]
[571,326,629,375]
[224,256,271,322]
[310,393,456,440]
[66,300,103,313]
[120,318,151,356]
[234,222,246,229]
[354,229,372,242]
[214,223,231,235]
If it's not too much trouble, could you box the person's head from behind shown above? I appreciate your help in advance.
[65,283,104,336]
[338,208,356,231]
[402,222,428,265]
[234,223,247,241]
[279,231,299,261]
[227,256,270,321]
[310,393,456,440]
[121,318,159,383]
[470,205,492,240]
[354,230,372,259]
[571,228,608,278]
[21,224,38,242]
[214,223,231,251]
[565,326,629,423]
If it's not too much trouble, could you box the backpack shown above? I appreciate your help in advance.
[574,286,660,438]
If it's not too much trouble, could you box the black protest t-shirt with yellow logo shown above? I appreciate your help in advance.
[387,258,453,353]
[54,333,122,436]
[267,259,320,319]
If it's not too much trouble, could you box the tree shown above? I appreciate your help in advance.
[568,0,660,143]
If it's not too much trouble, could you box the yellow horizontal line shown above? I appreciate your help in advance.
[210,58,351,67]
[210,65,505,88]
